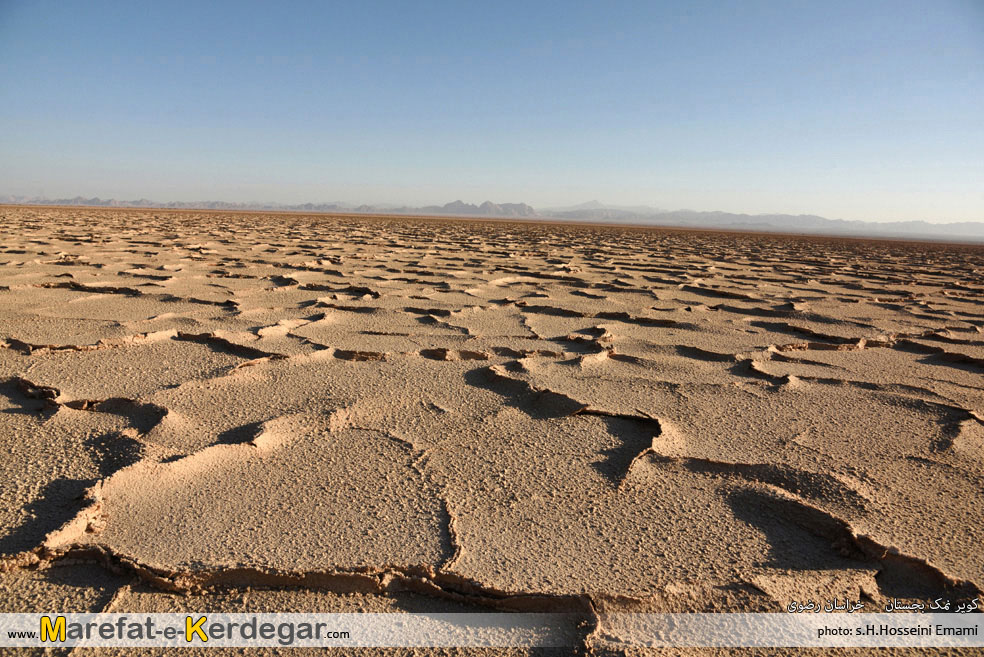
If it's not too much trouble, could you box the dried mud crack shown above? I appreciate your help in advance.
[2,206,983,648]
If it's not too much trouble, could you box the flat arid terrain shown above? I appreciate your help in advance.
[1,206,983,653]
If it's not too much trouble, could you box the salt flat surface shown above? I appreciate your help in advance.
[1,207,982,654]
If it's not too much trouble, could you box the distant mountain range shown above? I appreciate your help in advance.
[0,195,538,218]
[3,195,982,242]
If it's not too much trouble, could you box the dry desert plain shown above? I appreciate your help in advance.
[1,206,983,654]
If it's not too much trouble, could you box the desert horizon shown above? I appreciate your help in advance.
[3,199,982,244]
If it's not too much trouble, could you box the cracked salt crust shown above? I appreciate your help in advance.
[1,206,982,653]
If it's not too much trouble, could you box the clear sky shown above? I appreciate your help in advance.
[1,1,982,222]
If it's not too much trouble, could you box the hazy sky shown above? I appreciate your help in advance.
[1,1,982,222]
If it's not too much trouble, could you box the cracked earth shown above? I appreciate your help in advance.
[1,206,982,655]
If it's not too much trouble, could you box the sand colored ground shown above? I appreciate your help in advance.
[0,206,982,655]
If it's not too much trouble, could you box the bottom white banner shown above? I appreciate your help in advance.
[0,612,980,648]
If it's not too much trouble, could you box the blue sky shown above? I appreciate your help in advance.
[1,1,982,222]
